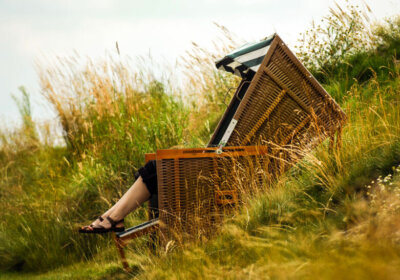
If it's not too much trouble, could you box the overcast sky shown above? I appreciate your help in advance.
[0,0,399,128]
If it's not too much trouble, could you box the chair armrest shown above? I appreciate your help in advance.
[145,153,156,163]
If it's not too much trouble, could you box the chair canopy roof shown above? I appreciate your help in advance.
[215,34,275,78]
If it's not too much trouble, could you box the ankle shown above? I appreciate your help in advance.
[106,216,124,227]
[108,214,124,223]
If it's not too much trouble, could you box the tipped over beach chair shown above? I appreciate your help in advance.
[113,34,347,271]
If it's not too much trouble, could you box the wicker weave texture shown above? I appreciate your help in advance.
[228,35,346,149]
[156,147,277,243]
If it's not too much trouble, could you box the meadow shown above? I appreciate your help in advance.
[1,3,400,279]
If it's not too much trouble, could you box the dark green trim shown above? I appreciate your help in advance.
[228,35,275,58]
[243,56,265,68]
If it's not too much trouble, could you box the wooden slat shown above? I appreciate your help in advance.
[117,219,160,243]
[241,89,287,145]
[113,233,130,272]
[156,146,269,160]
[280,115,311,147]
[145,153,156,162]
[263,68,311,115]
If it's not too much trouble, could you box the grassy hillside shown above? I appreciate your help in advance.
[1,4,400,279]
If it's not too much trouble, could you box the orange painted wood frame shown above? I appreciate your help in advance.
[155,145,269,160]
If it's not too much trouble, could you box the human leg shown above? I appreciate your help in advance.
[99,176,151,225]
[81,204,119,229]
[80,176,151,233]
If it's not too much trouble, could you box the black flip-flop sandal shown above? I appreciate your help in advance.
[79,216,124,234]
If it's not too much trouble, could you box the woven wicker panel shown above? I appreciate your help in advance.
[214,154,271,220]
[217,154,275,191]
[227,35,346,150]
[157,156,215,243]
[156,147,273,244]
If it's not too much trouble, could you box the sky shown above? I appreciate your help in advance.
[0,0,399,128]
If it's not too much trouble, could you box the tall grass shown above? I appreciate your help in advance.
[0,27,241,272]
[131,9,400,279]
[134,53,400,280]
[0,2,400,279]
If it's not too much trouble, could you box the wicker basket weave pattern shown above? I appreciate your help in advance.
[156,147,283,243]
[228,35,346,149]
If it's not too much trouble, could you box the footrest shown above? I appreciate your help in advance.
[116,218,159,242]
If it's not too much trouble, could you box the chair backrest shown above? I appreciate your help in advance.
[209,34,346,151]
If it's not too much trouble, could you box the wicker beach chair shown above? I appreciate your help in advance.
[113,34,347,271]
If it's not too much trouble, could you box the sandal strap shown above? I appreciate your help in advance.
[88,216,104,227]
[106,216,124,227]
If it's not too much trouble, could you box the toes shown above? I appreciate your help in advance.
[80,225,94,230]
